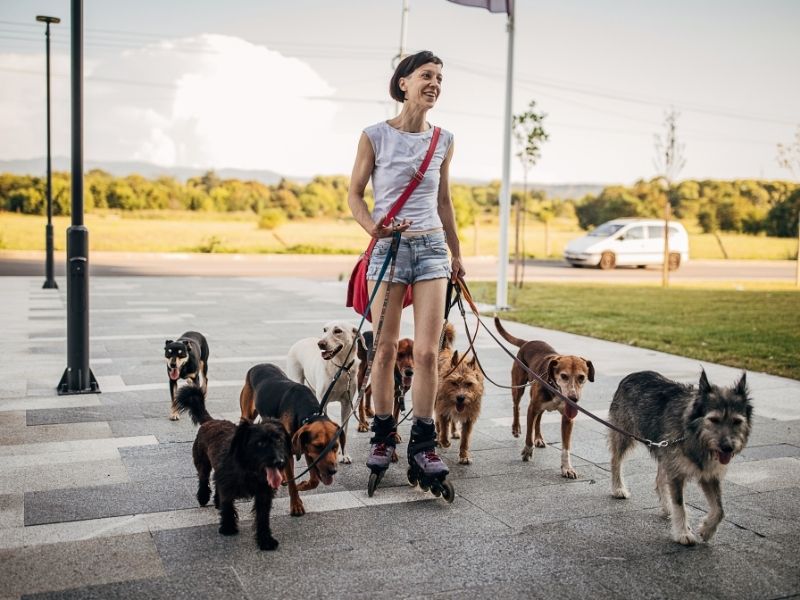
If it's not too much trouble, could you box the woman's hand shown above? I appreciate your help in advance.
[371,217,412,239]
[450,256,465,282]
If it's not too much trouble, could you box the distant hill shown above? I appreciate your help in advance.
[1,157,604,199]
[0,157,286,185]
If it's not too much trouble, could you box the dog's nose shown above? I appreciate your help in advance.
[404,369,414,377]
[317,341,326,349]
[274,459,285,470]
[327,467,337,476]
[720,440,734,453]
[456,395,465,404]
[568,395,579,403]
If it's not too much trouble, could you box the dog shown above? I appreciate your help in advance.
[608,369,752,545]
[164,331,209,421]
[494,317,595,479]
[239,363,342,517]
[286,321,362,464]
[434,323,485,465]
[175,385,289,551]
[356,330,414,433]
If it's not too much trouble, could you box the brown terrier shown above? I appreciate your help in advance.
[356,331,414,432]
[434,323,485,465]
[494,317,594,479]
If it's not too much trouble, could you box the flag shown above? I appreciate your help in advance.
[445,0,512,16]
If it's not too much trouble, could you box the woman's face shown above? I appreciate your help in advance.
[400,62,443,109]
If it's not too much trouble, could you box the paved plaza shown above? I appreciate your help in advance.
[1,274,799,599]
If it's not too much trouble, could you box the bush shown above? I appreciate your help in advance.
[258,208,286,230]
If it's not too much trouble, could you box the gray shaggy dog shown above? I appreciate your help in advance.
[608,369,752,546]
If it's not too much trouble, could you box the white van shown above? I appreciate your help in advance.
[564,218,690,270]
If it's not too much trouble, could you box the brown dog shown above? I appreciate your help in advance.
[494,317,594,479]
[356,331,414,432]
[434,323,485,465]
[239,363,342,516]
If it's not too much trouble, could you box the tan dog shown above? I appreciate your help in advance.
[494,317,594,479]
[434,323,485,465]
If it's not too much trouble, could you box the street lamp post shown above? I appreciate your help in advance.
[37,15,60,290]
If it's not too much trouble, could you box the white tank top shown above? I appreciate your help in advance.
[364,121,454,232]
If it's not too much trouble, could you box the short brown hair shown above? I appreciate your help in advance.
[389,50,443,103]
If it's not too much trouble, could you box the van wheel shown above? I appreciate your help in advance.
[668,253,681,270]
[599,252,616,270]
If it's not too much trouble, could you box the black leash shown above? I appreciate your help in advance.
[455,279,684,449]
[288,233,402,483]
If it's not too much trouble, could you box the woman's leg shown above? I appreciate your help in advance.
[365,279,406,416]
[409,278,448,418]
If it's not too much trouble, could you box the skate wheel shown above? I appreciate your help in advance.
[407,468,417,487]
[440,481,455,503]
[431,486,442,498]
[368,472,380,497]
[419,481,430,492]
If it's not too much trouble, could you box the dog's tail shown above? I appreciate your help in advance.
[175,385,212,426]
[441,322,456,350]
[494,316,527,348]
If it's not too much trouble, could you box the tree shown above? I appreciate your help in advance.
[776,124,800,286]
[653,108,686,286]
[511,100,548,287]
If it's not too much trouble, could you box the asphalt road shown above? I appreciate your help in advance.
[0,249,796,282]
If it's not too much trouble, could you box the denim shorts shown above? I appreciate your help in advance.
[366,231,451,285]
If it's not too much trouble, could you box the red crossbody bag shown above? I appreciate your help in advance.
[346,126,442,321]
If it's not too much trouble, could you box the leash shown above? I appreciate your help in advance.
[454,279,685,449]
[288,232,402,483]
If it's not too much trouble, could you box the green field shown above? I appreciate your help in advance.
[470,281,800,380]
[1,211,798,259]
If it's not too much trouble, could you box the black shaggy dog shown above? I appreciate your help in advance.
[608,369,752,546]
[176,385,289,551]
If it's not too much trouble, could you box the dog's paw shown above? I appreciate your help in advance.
[357,422,369,433]
[196,488,211,507]
[219,524,238,536]
[674,530,698,546]
[290,502,306,517]
[451,431,461,439]
[521,445,534,461]
[511,424,521,438]
[561,466,578,479]
[339,454,352,465]
[439,437,451,448]
[611,487,631,499]
[697,521,718,542]
[534,437,547,448]
[169,413,180,421]
[258,536,279,551]
[391,449,399,463]
[458,454,472,465]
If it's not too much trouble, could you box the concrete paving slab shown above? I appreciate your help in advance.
[724,456,800,493]
[1,459,130,494]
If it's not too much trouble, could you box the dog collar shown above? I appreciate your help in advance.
[301,413,328,427]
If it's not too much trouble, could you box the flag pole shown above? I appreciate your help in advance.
[496,6,514,310]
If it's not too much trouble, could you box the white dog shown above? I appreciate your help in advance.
[286,321,363,464]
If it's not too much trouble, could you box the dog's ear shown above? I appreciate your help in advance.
[583,359,595,382]
[230,420,252,463]
[165,340,173,348]
[699,368,712,395]
[548,358,559,382]
[451,350,460,367]
[735,371,748,397]
[468,353,478,369]
[292,425,310,459]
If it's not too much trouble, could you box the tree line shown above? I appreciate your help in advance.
[1,170,798,237]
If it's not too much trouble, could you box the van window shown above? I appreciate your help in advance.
[623,226,645,240]
[648,225,680,238]
[589,223,625,237]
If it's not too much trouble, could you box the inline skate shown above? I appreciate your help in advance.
[406,419,454,502]
[366,415,397,497]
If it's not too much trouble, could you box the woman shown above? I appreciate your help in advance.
[347,50,465,487]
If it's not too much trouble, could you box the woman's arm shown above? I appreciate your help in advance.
[348,132,411,239]
[437,141,465,280]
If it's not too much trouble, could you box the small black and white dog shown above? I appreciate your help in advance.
[164,331,209,420]
[608,369,752,546]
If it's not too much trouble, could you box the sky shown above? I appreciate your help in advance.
[1,0,799,185]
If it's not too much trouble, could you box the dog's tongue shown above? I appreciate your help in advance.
[168,368,180,381]
[717,450,733,465]
[565,401,578,420]
[265,467,283,490]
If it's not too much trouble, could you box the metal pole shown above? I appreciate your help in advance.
[37,16,60,289]
[395,0,410,116]
[496,9,514,310]
[58,0,98,395]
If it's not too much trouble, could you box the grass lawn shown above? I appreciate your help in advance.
[470,281,800,380]
[1,211,797,259]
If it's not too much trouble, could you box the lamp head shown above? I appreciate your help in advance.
[36,16,61,24]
